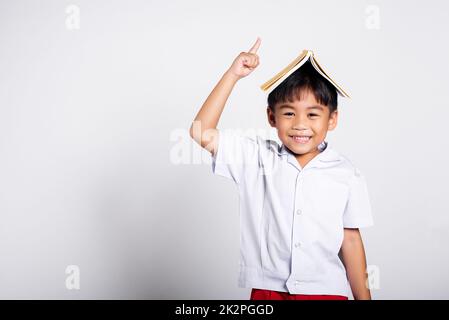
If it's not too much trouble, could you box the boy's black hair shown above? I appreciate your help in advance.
[267,61,338,114]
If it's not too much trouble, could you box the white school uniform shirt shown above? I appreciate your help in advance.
[210,129,374,296]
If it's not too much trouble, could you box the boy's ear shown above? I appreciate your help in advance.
[267,106,276,127]
[327,110,338,131]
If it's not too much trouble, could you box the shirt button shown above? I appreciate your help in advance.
[296,209,302,215]
[295,280,300,286]
[295,242,302,248]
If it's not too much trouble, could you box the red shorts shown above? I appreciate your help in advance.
[250,288,348,300]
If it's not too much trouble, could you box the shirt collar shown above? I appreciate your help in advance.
[276,141,342,170]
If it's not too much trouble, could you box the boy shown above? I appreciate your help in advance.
[189,38,374,300]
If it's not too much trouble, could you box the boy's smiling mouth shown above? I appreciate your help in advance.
[289,135,312,144]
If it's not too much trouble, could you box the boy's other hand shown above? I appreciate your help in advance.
[227,37,261,80]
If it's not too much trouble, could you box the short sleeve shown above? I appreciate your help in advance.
[342,169,374,228]
[211,130,260,185]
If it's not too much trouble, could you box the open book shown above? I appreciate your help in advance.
[260,49,350,98]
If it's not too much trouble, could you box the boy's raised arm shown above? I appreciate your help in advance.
[189,37,261,156]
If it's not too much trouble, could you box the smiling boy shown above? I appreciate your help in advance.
[190,38,374,300]
[268,88,337,169]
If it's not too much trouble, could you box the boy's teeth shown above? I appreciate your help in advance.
[292,136,310,143]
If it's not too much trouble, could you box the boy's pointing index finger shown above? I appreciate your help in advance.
[248,37,261,54]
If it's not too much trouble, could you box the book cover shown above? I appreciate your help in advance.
[260,50,350,98]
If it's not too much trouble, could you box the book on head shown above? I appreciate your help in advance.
[260,49,350,98]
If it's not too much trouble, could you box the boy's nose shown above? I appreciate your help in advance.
[291,126,313,136]
[292,125,309,131]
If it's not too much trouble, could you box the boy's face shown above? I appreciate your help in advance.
[266,89,338,165]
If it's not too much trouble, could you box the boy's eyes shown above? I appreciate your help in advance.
[283,113,319,117]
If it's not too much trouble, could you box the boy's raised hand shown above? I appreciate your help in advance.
[227,37,261,79]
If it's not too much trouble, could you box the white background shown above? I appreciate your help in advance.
[0,0,448,299]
